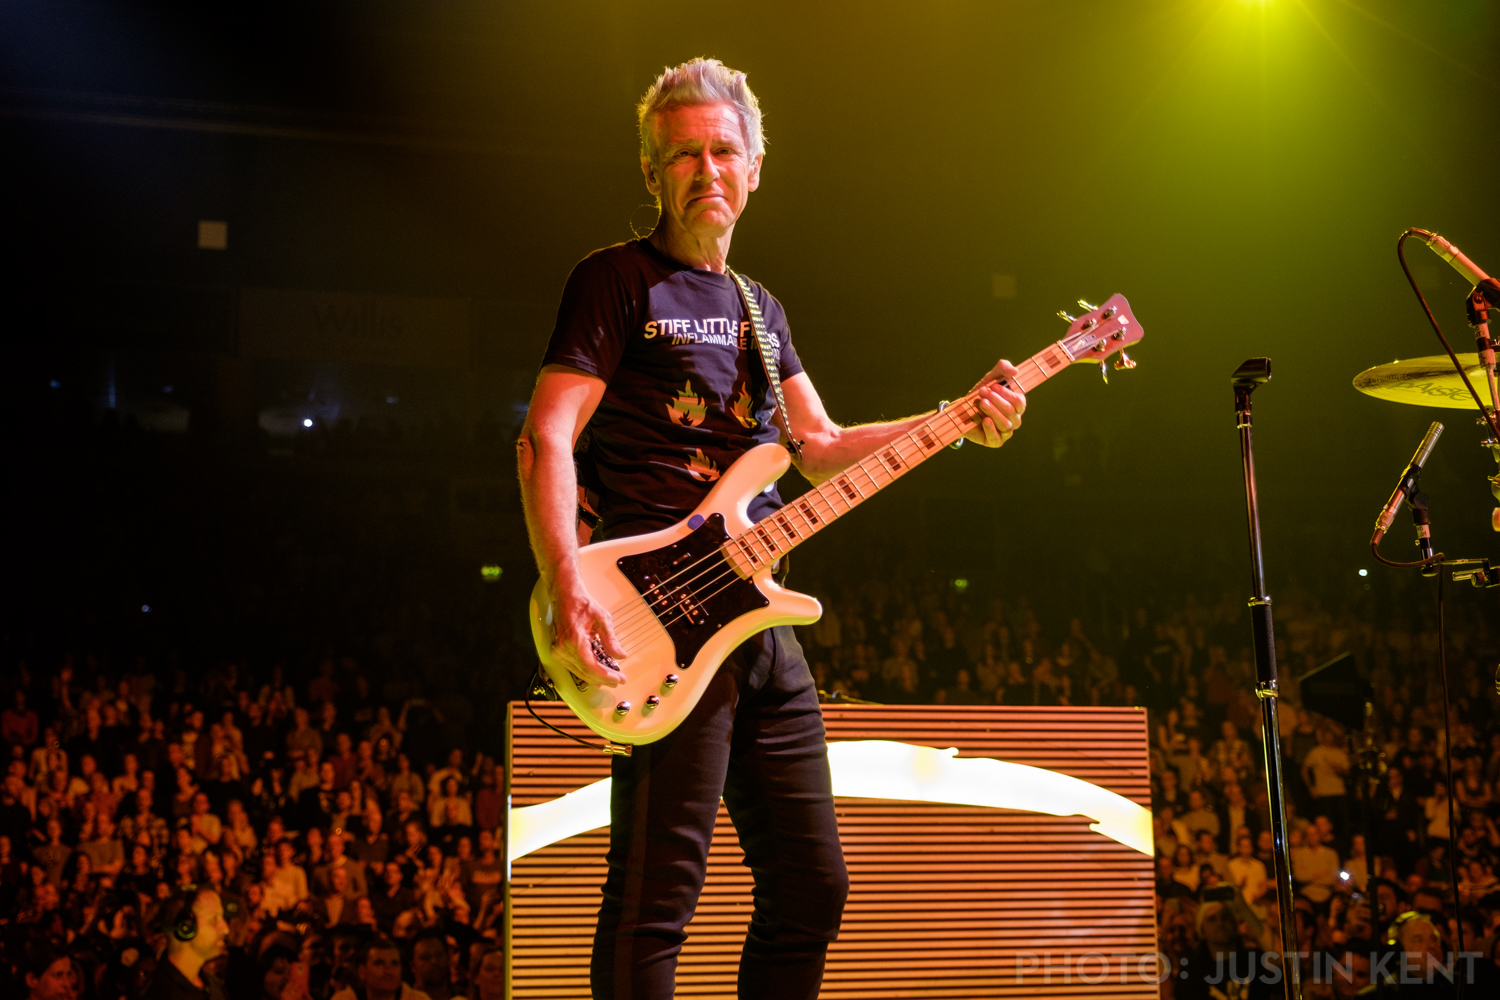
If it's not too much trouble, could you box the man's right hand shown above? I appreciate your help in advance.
[550,579,628,687]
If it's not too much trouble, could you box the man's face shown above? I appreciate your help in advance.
[411,939,449,990]
[362,948,404,993]
[642,102,761,242]
[475,953,504,999]
[26,957,78,1000]
[188,891,230,962]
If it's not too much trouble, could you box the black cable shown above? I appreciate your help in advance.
[1370,536,1442,571]
[524,667,613,753]
[1434,569,1467,996]
[1396,230,1500,441]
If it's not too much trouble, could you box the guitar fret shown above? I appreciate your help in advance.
[734,537,760,567]
[718,321,1135,578]
[753,524,779,557]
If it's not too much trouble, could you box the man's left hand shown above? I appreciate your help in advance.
[964,360,1026,448]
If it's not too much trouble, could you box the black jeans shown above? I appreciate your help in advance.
[591,625,848,1000]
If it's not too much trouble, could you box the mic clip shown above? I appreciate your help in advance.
[1407,489,1437,577]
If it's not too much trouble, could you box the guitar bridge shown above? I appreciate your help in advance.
[644,582,708,626]
[615,512,769,672]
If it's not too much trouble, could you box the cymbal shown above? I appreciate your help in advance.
[1353,354,1487,409]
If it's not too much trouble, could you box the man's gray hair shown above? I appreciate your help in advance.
[637,57,765,166]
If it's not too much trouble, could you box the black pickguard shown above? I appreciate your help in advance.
[615,513,768,671]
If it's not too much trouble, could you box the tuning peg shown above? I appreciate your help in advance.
[1099,361,1109,385]
[1077,299,1099,312]
[1057,310,1078,323]
[1113,351,1137,371]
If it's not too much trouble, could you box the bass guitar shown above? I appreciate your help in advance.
[530,294,1143,750]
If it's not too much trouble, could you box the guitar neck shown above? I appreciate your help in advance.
[722,340,1076,576]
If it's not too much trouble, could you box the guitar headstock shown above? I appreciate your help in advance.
[1057,294,1143,375]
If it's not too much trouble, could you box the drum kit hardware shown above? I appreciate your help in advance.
[1355,230,1500,583]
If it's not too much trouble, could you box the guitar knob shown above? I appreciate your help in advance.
[1099,361,1109,385]
[613,701,632,717]
[663,673,679,689]
[1077,299,1099,312]
[1057,310,1078,323]
[1113,351,1137,371]
[643,695,660,712]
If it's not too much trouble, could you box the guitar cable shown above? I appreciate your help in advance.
[524,668,616,753]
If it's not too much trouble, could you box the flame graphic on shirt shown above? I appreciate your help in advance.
[667,381,707,427]
[729,383,758,429]
[686,449,720,482]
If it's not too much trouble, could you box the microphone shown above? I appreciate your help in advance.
[1418,231,1490,286]
[1373,421,1444,543]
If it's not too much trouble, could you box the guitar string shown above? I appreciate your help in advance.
[602,440,918,651]
[602,401,983,651]
[585,356,1068,662]
[620,357,1067,642]
[574,348,1100,700]
[599,374,1057,654]
[630,401,992,636]
[560,329,1134,712]
[601,371,1066,653]
[602,399,980,645]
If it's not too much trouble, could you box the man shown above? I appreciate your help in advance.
[518,57,1025,1000]
[1177,887,1278,999]
[297,760,339,832]
[1290,823,1341,904]
[330,938,431,1000]
[286,707,322,760]
[144,887,231,1000]
[1180,789,1221,842]
[80,813,126,875]
[350,805,391,866]
[461,829,505,919]
[432,799,476,858]
[316,866,359,928]
[1302,722,1351,829]
[314,832,368,898]
[328,732,358,790]
[1193,829,1231,880]
[1217,781,1257,853]
[23,947,79,1000]
[410,929,463,1000]
[34,817,71,885]
[370,861,415,933]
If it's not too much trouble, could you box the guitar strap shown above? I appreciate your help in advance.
[727,268,802,460]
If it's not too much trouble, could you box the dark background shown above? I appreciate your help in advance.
[4,1,1498,725]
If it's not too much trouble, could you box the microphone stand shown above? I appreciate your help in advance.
[1464,288,1500,526]
[1232,358,1302,1000]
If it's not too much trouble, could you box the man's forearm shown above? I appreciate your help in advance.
[796,412,936,485]
[517,428,582,591]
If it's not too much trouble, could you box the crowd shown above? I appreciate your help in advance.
[10,409,1500,998]
[791,561,1500,996]
[0,655,506,1000]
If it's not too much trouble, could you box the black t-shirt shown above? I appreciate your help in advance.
[542,239,803,539]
